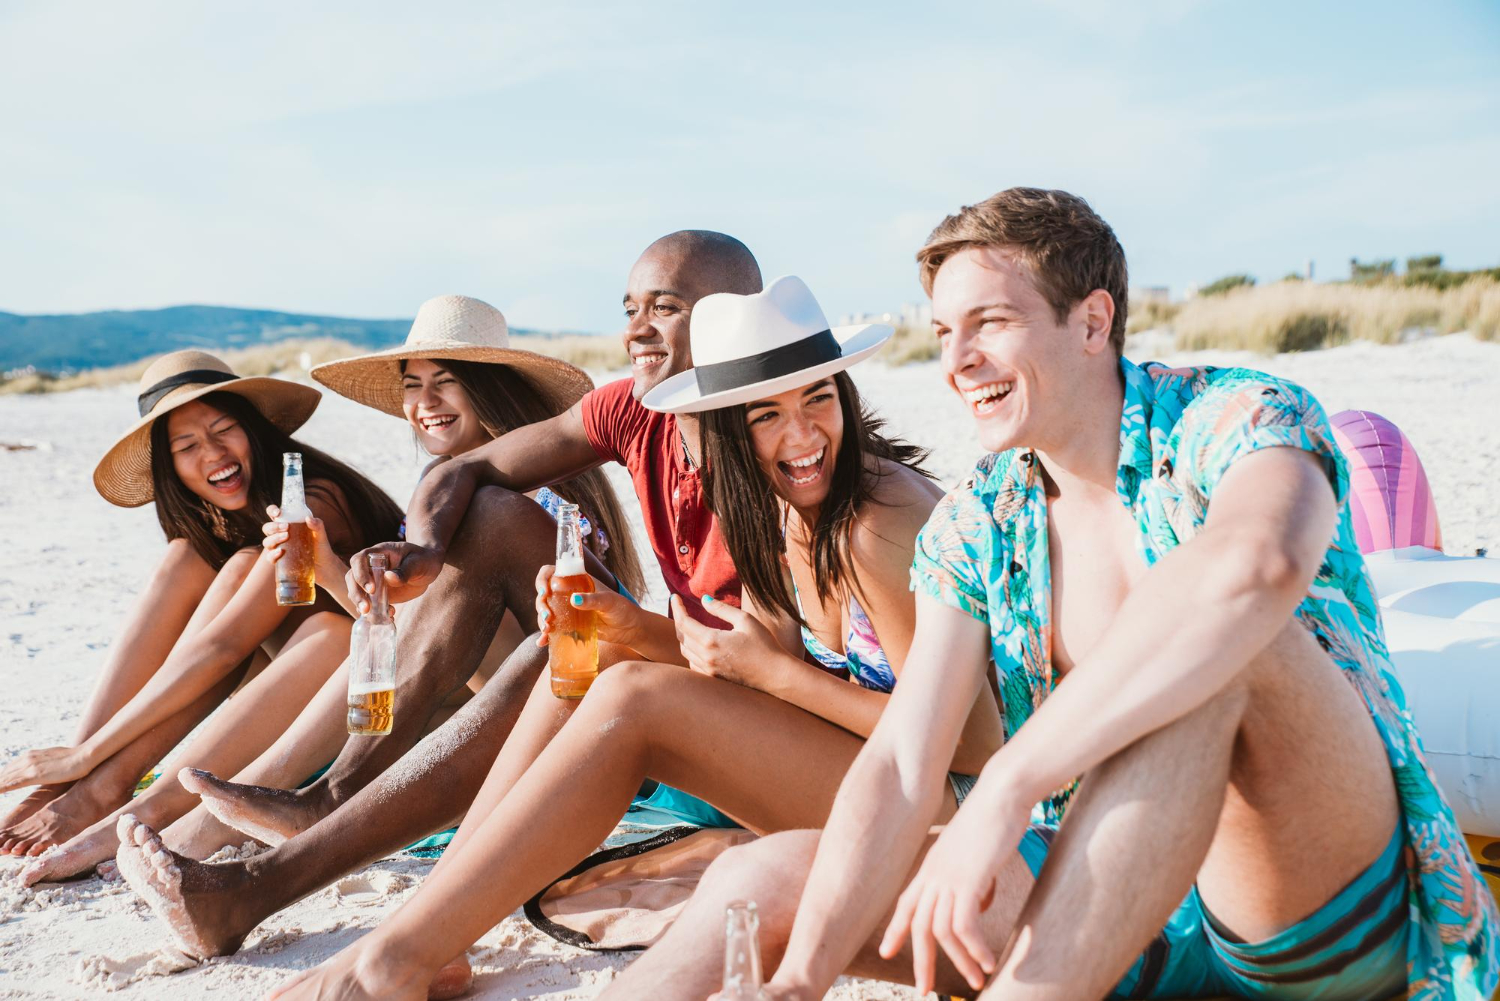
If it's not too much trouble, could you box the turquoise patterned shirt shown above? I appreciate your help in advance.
[911,358,1497,1000]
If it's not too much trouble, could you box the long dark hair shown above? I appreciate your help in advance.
[149,391,404,569]
[420,359,645,597]
[701,370,931,624]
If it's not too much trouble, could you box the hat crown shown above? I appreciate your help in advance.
[136,350,235,395]
[405,295,510,350]
[689,276,830,366]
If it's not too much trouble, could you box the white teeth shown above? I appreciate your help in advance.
[420,415,456,430]
[207,463,239,483]
[787,448,824,468]
[962,382,1014,405]
[632,353,666,368]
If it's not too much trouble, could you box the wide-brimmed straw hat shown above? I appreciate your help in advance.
[309,295,595,419]
[642,275,892,414]
[93,349,322,508]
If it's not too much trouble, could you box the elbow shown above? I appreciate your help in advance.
[1213,532,1319,609]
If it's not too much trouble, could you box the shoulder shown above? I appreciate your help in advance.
[580,378,653,459]
[850,461,944,581]
[1143,362,1325,431]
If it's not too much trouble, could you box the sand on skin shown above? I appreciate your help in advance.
[1,334,1496,999]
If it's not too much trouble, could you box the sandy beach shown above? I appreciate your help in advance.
[2,335,1496,999]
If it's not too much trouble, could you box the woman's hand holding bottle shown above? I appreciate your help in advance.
[261,504,342,592]
[534,564,646,650]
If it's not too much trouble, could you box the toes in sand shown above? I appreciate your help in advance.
[116,813,247,960]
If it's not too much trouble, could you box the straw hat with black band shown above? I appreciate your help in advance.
[309,294,594,420]
[93,350,322,508]
[642,275,893,414]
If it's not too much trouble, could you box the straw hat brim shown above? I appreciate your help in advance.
[93,377,322,508]
[642,323,894,414]
[309,341,595,420]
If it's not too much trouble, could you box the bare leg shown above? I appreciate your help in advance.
[116,639,552,957]
[22,613,349,882]
[984,621,1400,999]
[0,544,240,852]
[260,662,961,999]
[606,827,1037,999]
[184,487,592,837]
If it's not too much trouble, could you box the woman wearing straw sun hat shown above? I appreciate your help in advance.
[1,350,404,873]
[298,293,643,604]
[264,277,1003,1001]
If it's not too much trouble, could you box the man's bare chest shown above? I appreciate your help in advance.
[1046,500,1146,675]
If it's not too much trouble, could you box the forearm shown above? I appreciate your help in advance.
[776,746,948,990]
[403,457,492,555]
[78,637,251,765]
[764,660,889,737]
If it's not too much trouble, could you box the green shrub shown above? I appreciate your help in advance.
[1198,274,1255,297]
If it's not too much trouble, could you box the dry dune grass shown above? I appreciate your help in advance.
[1,334,629,395]
[1173,278,1500,352]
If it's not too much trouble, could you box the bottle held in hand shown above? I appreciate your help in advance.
[547,503,599,699]
[347,552,396,735]
[721,900,765,1000]
[275,451,317,606]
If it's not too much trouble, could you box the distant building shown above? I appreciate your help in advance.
[838,301,931,329]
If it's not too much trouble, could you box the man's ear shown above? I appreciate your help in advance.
[1076,289,1116,356]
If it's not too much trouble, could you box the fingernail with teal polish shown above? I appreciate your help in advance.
[570,593,583,607]
[539,609,548,622]
[702,594,714,604]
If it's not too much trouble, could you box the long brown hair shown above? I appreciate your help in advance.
[149,390,404,569]
[701,370,931,624]
[422,359,645,597]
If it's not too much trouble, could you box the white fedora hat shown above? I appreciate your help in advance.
[642,275,892,414]
[310,295,594,419]
[93,349,321,508]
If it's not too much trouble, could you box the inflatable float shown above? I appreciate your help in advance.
[1332,410,1499,840]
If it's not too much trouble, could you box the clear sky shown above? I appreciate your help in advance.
[1,0,1496,332]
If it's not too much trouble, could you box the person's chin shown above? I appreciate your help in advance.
[630,360,675,399]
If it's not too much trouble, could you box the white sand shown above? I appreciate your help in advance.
[1,335,1496,999]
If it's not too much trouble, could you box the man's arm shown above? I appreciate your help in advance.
[347,403,603,604]
[769,595,994,994]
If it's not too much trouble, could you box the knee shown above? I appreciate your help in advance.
[585,659,673,711]
[697,832,818,938]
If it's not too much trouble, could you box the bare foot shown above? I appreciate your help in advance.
[0,773,130,856]
[265,940,427,1001]
[21,808,131,885]
[429,954,474,1000]
[0,782,70,834]
[179,768,326,846]
[114,813,256,959]
[160,804,248,861]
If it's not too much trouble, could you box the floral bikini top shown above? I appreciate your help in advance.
[796,584,896,693]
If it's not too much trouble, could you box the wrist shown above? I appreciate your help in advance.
[976,751,1050,814]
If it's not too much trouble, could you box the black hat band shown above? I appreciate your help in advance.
[137,369,239,416]
[693,329,841,396]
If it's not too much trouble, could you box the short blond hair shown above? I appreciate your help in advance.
[917,187,1129,355]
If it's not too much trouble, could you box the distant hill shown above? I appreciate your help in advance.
[0,305,557,373]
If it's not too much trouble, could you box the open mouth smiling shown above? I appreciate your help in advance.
[418,414,458,432]
[631,350,667,371]
[961,380,1014,416]
[206,461,244,493]
[777,446,827,487]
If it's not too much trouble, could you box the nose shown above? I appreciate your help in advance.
[622,306,654,344]
[944,326,981,379]
[784,411,821,450]
[415,382,443,411]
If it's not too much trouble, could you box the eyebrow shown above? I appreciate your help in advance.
[622,288,685,304]
[745,379,833,412]
[965,302,1019,318]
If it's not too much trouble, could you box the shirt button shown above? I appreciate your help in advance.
[673,488,680,501]
[679,545,690,555]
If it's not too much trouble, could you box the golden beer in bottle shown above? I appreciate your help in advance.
[347,552,397,735]
[275,452,317,606]
[547,504,599,699]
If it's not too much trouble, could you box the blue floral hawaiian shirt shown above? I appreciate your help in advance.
[911,358,1498,1000]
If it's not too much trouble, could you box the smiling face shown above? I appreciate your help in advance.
[931,246,1114,455]
[744,378,844,508]
[400,359,491,457]
[164,399,254,510]
[620,250,700,400]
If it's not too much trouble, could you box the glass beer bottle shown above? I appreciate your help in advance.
[547,503,599,699]
[275,452,317,606]
[721,900,765,1000]
[347,552,396,735]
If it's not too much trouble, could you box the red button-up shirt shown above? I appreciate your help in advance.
[581,378,740,626]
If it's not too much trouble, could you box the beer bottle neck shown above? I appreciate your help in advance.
[366,559,391,625]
